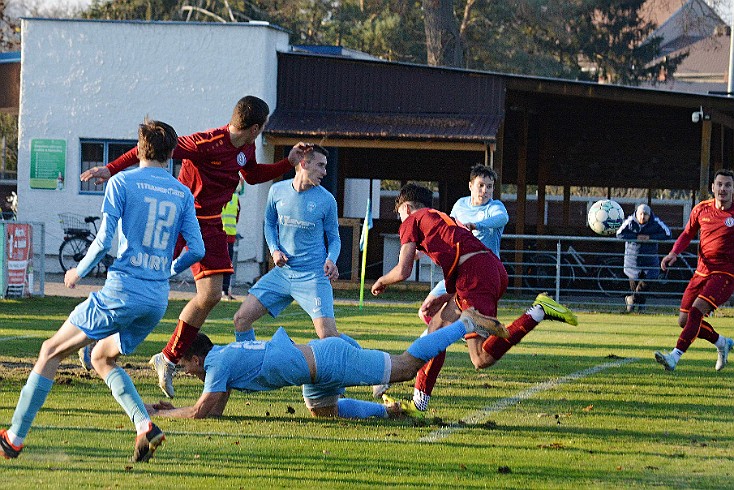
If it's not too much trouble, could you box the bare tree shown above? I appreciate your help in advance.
[423,0,477,67]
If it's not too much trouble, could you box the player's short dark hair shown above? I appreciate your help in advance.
[395,183,433,212]
[309,143,329,158]
[137,118,177,162]
[182,333,214,360]
[469,164,497,183]
[231,96,270,130]
[714,169,734,181]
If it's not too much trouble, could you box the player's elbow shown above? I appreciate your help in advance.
[191,245,205,263]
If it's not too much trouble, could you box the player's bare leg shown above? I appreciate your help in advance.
[233,293,269,342]
[312,316,339,339]
[655,297,731,371]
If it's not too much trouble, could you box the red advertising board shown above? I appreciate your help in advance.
[6,223,32,296]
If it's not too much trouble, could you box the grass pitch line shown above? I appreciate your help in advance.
[419,357,638,443]
[0,335,35,342]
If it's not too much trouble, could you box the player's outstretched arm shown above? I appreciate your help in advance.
[660,252,677,272]
[371,242,417,296]
[147,390,230,419]
[80,166,111,185]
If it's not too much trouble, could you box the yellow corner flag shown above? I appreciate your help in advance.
[358,198,373,309]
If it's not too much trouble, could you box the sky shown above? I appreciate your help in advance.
[13,0,93,15]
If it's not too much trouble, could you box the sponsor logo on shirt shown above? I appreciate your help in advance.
[237,152,247,167]
[130,252,169,271]
[279,215,316,230]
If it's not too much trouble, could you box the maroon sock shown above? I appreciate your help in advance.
[697,320,720,345]
[414,350,446,396]
[162,319,200,364]
[482,313,539,360]
[676,308,703,352]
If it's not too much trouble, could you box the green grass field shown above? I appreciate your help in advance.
[1,296,733,489]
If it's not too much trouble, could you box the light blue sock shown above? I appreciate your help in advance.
[337,398,388,419]
[406,320,466,361]
[105,367,149,427]
[10,371,54,440]
[235,329,256,342]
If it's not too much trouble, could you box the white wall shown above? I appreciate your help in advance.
[18,18,289,280]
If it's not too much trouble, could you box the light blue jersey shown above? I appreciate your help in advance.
[69,166,203,354]
[76,166,204,306]
[450,196,508,256]
[203,327,312,393]
[203,327,389,397]
[264,180,340,271]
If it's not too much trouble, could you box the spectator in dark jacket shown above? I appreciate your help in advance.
[616,204,671,312]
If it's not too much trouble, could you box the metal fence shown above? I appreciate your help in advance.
[419,233,697,312]
[497,234,697,311]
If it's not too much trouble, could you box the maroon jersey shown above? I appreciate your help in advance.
[672,199,734,276]
[107,125,291,218]
[399,207,489,284]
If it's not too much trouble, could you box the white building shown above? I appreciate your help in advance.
[18,18,289,282]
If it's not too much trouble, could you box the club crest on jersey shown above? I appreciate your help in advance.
[307,201,317,213]
[726,217,734,227]
[237,152,247,167]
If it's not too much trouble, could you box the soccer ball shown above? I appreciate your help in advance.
[587,199,624,236]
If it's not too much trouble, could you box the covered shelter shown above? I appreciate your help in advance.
[265,51,734,279]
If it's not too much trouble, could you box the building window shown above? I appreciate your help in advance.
[79,140,136,194]
[79,140,180,194]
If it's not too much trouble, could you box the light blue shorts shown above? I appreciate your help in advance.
[302,337,391,400]
[68,288,166,355]
[249,266,334,319]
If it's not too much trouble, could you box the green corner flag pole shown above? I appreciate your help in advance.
[358,197,373,309]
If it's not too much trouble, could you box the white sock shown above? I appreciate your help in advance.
[715,336,729,350]
[6,429,23,447]
[527,305,544,322]
[412,389,430,411]
[135,419,152,436]
[671,348,684,361]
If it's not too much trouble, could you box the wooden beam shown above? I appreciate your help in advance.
[264,136,488,152]
[514,107,529,291]
[494,122,504,200]
[699,119,712,200]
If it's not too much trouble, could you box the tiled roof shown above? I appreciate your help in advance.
[266,111,503,142]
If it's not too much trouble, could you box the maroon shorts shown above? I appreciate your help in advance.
[454,252,508,317]
[679,272,734,312]
[174,217,233,281]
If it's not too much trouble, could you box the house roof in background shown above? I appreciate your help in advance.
[646,0,724,54]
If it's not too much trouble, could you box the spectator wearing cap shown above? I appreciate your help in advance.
[616,204,672,312]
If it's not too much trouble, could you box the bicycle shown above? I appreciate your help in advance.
[522,244,697,298]
[58,213,115,276]
[523,245,625,297]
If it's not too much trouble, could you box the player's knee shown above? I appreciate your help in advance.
[89,349,108,372]
[233,308,253,330]
[198,291,222,311]
[472,357,495,370]
[314,319,339,338]
[38,339,63,363]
